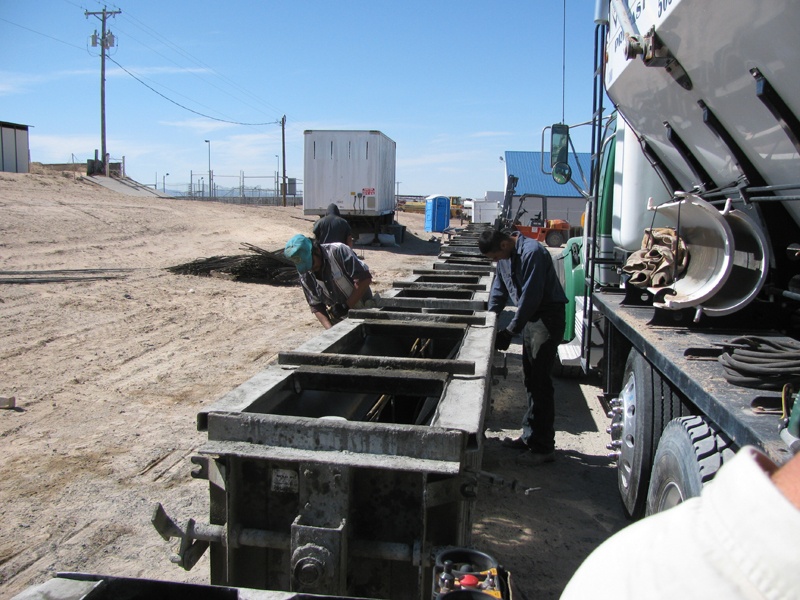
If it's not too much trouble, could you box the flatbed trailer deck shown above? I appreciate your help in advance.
[596,291,791,465]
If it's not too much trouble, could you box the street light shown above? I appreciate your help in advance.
[205,140,212,198]
[275,154,279,198]
[162,172,169,193]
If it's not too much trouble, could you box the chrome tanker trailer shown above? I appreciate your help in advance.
[553,0,800,519]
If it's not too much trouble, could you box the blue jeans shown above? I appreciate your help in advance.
[520,307,565,453]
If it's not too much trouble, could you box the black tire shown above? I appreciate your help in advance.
[545,230,564,248]
[612,349,686,519]
[646,416,735,516]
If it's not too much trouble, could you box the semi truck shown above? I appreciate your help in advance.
[555,0,800,519]
[303,130,397,234]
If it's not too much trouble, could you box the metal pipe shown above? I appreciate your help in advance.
[747,182,800,193]
[277,351,476,375]
[747,195,800,202]
[238,528,290,549]
[768,286,800,303]
[179,520,417,563]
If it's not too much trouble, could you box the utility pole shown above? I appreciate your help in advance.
[281,115,287,207]
[86,6,121,176]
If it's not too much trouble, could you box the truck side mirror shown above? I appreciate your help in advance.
[550,123,572,184]
[553,162,572,184]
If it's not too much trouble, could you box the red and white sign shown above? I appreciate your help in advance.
[362,187,376,196]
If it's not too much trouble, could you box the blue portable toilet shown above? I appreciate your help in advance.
[425,195,450,232]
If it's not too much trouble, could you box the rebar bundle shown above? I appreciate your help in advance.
[166,243,298,285]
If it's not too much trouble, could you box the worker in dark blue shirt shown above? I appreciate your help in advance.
[479,228,568,465]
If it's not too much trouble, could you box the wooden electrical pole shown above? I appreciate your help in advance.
[281,115,287,207]
[86,6,121,176]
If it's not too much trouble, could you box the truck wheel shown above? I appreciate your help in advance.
[646,416,735,516]
[545,231,564,247]
[613,350,685,519]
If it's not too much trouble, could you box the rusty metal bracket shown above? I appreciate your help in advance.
[151,503,215,571]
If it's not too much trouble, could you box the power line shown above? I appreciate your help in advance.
[561,0,566,123]
[107,56,281,127]
[7,3,309,170]
[0,12,286,130]
[0,16,83,51]
[108,22,275,124]
[105,2,289,123]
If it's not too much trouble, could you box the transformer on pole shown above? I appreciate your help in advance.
[86,6,121,176]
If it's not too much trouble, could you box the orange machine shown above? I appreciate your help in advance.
[514,214,570,247]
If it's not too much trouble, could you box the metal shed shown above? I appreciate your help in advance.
[0,121,30,174]
[503,150,590,226]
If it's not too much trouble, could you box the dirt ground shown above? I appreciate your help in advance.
[0,170,627,600]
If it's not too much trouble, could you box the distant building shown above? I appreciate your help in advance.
[502,151,590,226]
[467,191,504,224]
[0,121,30,174]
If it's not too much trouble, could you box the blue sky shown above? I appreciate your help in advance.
[1,1,599,199]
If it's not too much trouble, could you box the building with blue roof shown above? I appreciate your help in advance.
[501,150,591,227]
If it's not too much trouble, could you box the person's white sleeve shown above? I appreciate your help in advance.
[560,446,800,600]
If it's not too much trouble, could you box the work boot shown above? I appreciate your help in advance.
[501,436,528,450]
[515,450,556,465]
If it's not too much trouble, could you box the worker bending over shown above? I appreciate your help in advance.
[284,234,373,329]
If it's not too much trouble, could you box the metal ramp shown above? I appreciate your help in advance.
[85,175,169,198]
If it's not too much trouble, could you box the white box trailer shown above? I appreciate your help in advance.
[303,130,396,226]
[472,200,500,224]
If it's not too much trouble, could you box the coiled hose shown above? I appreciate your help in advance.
[718,336,800,390]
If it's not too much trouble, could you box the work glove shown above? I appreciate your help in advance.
[330,302,350,319]
[495,328,513,351]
